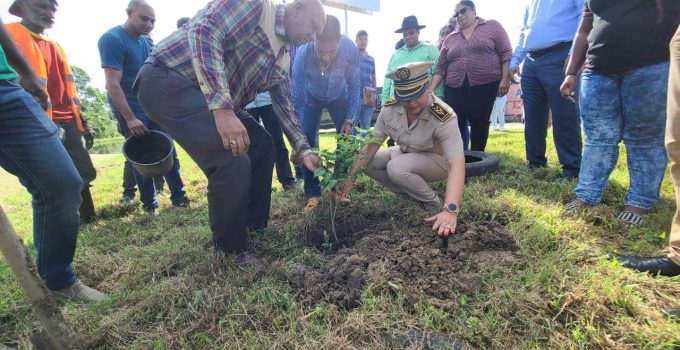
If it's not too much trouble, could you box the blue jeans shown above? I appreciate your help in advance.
[575,62,670,209]
[112,102,187,209]
[522,46,582,177]
[302,95,348,198]
[0,81,81,290]
[490,96,506,129]
[351,104,374,136]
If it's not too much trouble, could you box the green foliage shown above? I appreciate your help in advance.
[72,65,118,138]
[313,129,372,192]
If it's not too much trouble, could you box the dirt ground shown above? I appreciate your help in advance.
[289,218,522,310]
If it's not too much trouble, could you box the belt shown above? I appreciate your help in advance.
[527,41,572,58]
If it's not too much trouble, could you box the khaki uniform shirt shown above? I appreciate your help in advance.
[372,94,464,162]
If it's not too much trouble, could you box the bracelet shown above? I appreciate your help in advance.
[301,149,314,158]
[565,73,577,77]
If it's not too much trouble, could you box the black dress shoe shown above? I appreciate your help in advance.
[607,254,680,277]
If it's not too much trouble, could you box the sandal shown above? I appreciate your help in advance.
[564,199,594,213]
[303,196,322,213]
[617,210,646,228]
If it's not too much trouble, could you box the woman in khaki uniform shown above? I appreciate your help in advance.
[338,61,465,236]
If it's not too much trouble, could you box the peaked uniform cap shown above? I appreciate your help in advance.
[386,61,433,102]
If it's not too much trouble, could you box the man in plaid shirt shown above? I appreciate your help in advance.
[135,0,325,256]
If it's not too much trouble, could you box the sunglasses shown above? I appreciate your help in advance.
[453,7,472,18]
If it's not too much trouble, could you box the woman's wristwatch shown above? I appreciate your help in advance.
[442,203,460,216]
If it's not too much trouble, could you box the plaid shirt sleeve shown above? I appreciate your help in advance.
[187,0,263,110]
[268,68,310,151]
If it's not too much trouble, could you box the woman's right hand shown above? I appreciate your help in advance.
[560,75,578,103]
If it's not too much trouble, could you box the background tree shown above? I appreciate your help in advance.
[71,66,118,138]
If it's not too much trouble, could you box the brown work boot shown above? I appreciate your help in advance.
[303,196,322,213]
[53,280,106,304]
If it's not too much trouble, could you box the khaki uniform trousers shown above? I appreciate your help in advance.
[364,146,448,211]
[667,26,680,265]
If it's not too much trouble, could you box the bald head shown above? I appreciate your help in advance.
[284,0,326,46]
[127,0,150,12]
[125,0,155,38]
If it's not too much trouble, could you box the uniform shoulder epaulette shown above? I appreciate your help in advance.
[384,98,397,106]
[429,100,452,123]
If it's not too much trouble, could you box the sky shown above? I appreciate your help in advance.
[0,0,525,90]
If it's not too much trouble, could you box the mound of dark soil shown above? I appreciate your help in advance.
[289,222,520,310]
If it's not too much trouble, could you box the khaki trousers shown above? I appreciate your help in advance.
[364,146,448,211]
[667,26,680,265]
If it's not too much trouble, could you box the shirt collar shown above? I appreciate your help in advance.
[275,4,286,38]
[400,41,424,52]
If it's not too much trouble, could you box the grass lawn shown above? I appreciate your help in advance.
[1,128,679,349]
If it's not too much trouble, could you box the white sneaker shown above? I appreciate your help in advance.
[500,126,506,131]
[53,280,106,304]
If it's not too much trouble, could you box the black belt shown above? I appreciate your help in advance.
[528,41,572,58]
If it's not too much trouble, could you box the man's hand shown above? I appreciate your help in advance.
[126,118,149,137]
[509,66,520,78]
[334,179,354,202]
[341,120,353,134]
[424,211,458,236]
[83,129,94,150]
[214,109,249,156]
[497,77,511,97]
[559,75,578,103]
[18,75,48,110]
[302,152,320,171]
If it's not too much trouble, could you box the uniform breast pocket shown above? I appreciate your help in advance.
[411,138,433,152]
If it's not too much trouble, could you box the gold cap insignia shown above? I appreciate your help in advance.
[395,68,411,80]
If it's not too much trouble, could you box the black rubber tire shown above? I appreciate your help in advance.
[464,151,499,178]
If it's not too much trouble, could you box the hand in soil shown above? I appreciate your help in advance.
[334,180,353,201]
[424,211,458,236]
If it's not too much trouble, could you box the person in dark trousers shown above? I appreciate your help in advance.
[7,0,98,223]
[246,92,298,190]
[509,0,584,179]
[98,0,189,214]
[0,14,104,303]
[430,0,513,152]
[135,0,323,256]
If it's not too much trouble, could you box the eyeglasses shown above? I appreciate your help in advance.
[453,7,471,18]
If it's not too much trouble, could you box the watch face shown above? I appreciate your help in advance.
[446,203,458,212]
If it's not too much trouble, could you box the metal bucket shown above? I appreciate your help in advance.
[122,130,174,177]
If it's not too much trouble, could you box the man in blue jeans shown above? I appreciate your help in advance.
[0,16,104,303]
[98,0,188,214]
[292,15,361,212]
[352,30,377,137]
[509,0,584,179]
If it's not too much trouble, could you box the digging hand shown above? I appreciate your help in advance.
[424,211,458,236]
